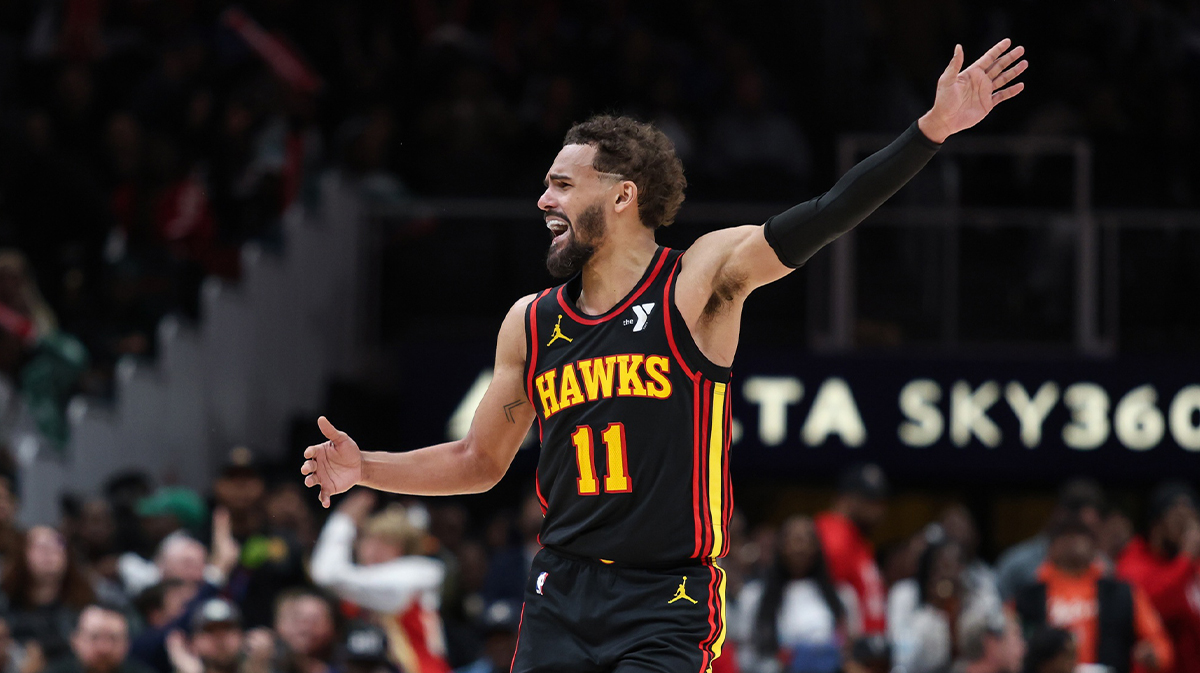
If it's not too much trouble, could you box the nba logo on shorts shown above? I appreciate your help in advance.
[536,572,548,595]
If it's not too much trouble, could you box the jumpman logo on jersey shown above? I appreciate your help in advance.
[546,314,573,346]
[668,576,698,604]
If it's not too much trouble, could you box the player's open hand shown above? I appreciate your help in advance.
[919,39,1027,143]
[301,416,362,508]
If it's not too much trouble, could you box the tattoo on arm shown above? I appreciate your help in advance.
[503,399,526,423]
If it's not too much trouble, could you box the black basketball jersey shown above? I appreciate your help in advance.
[523,246,733,567]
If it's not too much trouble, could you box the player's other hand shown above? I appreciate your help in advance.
[301,416,362,508]
[919,38,1028,143]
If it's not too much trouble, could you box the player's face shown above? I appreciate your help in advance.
[540,144,614,278]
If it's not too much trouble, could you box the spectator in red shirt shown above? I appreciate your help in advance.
[815,463,889,638]
[1118,482,1200,673]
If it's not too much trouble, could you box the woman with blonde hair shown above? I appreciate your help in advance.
[310,492,447,673]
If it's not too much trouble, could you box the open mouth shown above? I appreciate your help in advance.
[546,217,570,242]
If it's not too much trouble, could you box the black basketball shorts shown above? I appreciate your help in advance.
[510,547,729,673]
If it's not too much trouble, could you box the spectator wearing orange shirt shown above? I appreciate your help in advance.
[1117,482,1200,673]
[1014,515,1172,673]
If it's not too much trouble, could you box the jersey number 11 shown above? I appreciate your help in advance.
[571,423,632,495]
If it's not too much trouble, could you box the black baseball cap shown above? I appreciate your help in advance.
[191,598,242,632]
[1057,478,1106,514]
[219,446,261,480]
[837,463,890,501]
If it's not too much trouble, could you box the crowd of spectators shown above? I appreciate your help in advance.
[0,0,1198,443]
[0,444,1191,673]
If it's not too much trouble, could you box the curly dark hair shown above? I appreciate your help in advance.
[562,115,686,229]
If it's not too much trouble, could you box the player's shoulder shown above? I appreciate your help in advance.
[512,293,538,313]
[496,294,539,363]
[500,293,538,331]
[680,224,761,266]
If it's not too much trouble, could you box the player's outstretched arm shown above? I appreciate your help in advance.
[681,39,1028,299]
[301,296,536,506]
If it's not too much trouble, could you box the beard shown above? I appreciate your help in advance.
[546,203,606,278]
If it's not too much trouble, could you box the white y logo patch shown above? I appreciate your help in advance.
[536,572,548,595]
[631,303,656,332]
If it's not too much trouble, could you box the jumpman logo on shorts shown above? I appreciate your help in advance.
[668,576,698,604]
[546,314,573,346]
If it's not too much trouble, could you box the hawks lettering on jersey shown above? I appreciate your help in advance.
[533,354,673,417]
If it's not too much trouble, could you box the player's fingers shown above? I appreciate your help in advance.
[300,459,315,475]
[986,45,1024,78]
[991,81,1025,104]
[303,444,320,459]
[320,487,331,509]
[318,415,344,442]
[304,474,318,488]
[942,44,964,79]
[991,60,1028,90]
[971,37,1011,71]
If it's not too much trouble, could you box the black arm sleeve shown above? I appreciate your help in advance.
[763,120,941,268]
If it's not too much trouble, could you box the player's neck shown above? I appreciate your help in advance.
[577,235,659,315]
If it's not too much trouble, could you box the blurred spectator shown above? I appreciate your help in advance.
[133,581,199,634]
[1117,482,1200,673]
[480,493,541,603]
[450,600,519,673]
[889,533,1001,673]
[333,625,393,673]
[310,491,447,673]
[996,479,1107,601]
[128,511,240,673]
[439,539,488,669]
[273,590,337,673]
[731,515,857,673]
[164,599,276,673]
[215,452,307,628]
[1020,627,1076,673]
[122,533,205,598]
[942,605,1025,673]
[815,463,889,636]
[103,475,152,559]
[1102,508,1136,566]
[1014,515,1172,673]
[939,504,998,596]
[262,484,316,553]
[45,605,152,673]
[118,487,208,591]
[120,495,234,599]
[0,251,88,449]
[212,453,266,542]
[0,613,45,673]
[1,526,96,661]
[880,529,930,590]
[65,499,120,594]
[0,471,24,568]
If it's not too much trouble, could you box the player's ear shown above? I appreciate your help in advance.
[614,180,637,215]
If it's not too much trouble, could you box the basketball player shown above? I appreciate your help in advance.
[302,39,1027,672]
